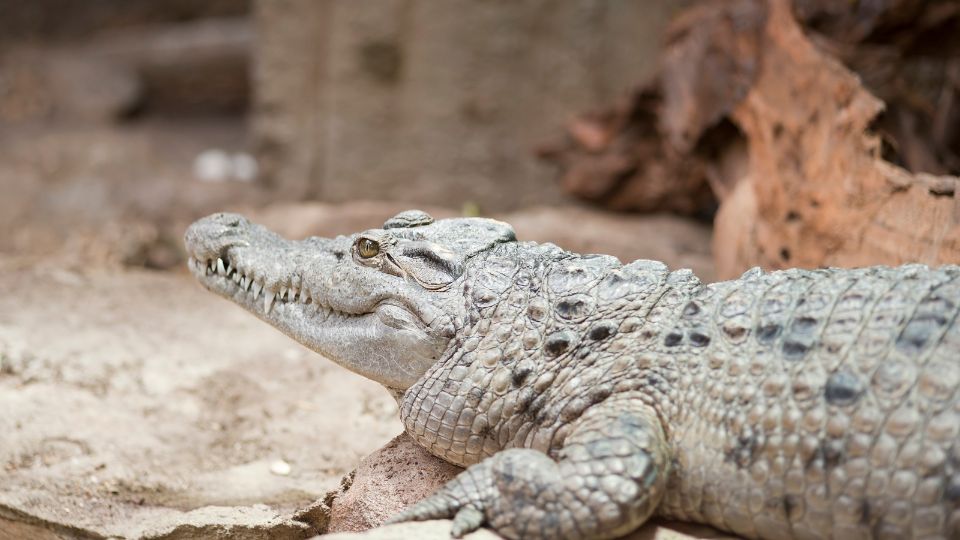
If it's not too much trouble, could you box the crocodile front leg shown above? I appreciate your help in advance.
[388,392,671,539]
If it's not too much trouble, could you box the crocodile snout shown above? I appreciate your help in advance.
[184,212,252,261]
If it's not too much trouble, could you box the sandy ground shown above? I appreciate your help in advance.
[0,260,401,538]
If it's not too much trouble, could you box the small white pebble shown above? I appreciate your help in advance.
[194,149,231,183]
[270,459,291,476]
[231,153,259,182]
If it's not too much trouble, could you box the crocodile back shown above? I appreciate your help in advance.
[662,264,960,539]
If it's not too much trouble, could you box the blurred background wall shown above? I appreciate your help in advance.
[0,0,681,210]
[253,0,678,210]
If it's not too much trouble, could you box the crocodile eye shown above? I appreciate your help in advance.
[357,238,380,258]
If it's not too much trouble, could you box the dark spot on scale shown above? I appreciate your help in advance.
[723,324,748,340]
[588,385,612,404]
[556,298,589,320]
[682,302,701,317]
[859,500,871,525]
[922,295,956,313]
[477,423,493,437]
[689,332,711,347]
[511,365,533,387]
[442,380,459,395]
[783,495,801,520]
[644,373,666,391]
[896,317,943,356]
[825,370,863,406]
[724,433,759,468]
[944,476,960,502]
[756,323,781,344]
[514,388,535,414]
[531,396,550,422]
[588,323,616,341]
[544,331,573,356]
[782,340,810,359]
[333,250,345,261]
[466,386,484,406]
[664,332,684,347]
[822,440,845,468]
[791,316,818,334]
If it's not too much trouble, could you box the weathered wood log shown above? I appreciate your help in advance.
[714,0,960,278]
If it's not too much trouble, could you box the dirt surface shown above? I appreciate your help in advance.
[0,260,400,538]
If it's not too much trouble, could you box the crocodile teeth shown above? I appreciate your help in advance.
[240,276,248,290]
[216,258,226,275]
[280,286,289,302]
[252,280,263,299]
[300,289,310,303]
[233,272,241,284]
[264,291,276,314]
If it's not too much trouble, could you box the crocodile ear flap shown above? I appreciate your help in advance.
[391,241,463,290]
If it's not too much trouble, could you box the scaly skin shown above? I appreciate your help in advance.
[185,211,960,540]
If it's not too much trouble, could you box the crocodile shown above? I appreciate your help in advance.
[184,210,960,540]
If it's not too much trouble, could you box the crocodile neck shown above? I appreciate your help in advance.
[400,241,704,467]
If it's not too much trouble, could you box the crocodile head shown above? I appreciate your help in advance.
[184,210,516,391]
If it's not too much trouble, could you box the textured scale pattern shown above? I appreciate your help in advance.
[396,242,960,539]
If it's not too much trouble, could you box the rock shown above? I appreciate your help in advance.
[326,434,462,532]
[133,505,309,539]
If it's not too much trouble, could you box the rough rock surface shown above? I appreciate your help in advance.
[326,434,462,533]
